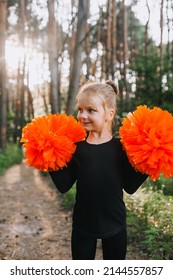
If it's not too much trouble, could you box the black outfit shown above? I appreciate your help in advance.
[71,227,127,260]
[50,137,147,259]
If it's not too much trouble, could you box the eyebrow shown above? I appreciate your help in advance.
[78,106,97,110]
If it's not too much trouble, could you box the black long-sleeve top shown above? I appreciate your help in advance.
[49,138,147,238]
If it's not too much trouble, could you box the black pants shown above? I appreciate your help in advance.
[71,228,127,260]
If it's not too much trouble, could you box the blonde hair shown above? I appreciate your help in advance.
[77,80,119,111]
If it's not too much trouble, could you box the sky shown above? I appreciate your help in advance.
[129,0,173,44]
[6,0,172,90]
[90,0,173,45]
[8,0,172,45]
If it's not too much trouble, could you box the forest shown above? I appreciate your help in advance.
[0,0,173,260]
[0,0,173,149]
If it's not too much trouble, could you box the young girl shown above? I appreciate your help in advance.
[49,80,147,260]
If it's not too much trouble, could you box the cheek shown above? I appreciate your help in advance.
[77,111,81,120]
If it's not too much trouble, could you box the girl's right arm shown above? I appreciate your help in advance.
[49,158,77,193]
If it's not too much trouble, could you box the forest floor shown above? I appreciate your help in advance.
[0,163,148,260]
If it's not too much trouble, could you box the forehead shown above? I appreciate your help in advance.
[77,93,103,108]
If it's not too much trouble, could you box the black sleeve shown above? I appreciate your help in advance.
[121,148,148,194]
[49,158,77,193]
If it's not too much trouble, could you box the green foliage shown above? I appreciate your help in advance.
[131,49,173,112]
[61,185,76,209]
[0,143,23,175]
[132,53,160,108]
[125,186,173,259]
[142,227,173,260]
[7,106,15,142]
[145,175,173,196]
[142,190,173,259]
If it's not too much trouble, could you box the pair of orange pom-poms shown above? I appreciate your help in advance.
[120,105,173,181]
[20,114,86,171]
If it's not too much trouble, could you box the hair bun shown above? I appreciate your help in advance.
[105,80,119,95]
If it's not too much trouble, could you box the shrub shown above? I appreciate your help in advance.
[0,144,23,175]
[125,185,173,259]
[146,175,173,196]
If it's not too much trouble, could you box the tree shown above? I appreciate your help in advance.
[122,0,129,110]
[145,0,150,59]
[47,0,60,113]
[2,0,173,144]
[13,0,27,143]
[157,0,164,106]
[66,0,90,115]
[111,0,117,80]
[0,0,8,150]
[105,0,111,80]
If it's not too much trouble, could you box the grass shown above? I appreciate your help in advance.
[0,143,23,175]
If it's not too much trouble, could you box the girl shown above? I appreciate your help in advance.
[49,80,147,260]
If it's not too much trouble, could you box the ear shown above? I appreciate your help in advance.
[106,108,115,122]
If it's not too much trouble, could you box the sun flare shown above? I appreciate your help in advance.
[5,40,50,90]
[5,40,25,71]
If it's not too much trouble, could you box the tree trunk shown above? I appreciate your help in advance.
[100,7,105,81]
[158,0,164,105]
[85,23,91,80]
[122,0,129,110]
[171,1,173,73]
[0,0,8,150]
[19,0,26,131]
[47,0,60,113]
[144,0,150,95]
[166,0,171,88]
[26,86,34,121]
[13,0,26,143]
[105,0,111,80]
[66,0,90,115]
[145,0,150,59]
[111,0,117,80]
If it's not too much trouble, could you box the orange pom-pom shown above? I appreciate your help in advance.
[119,105,173,181]
[20,114,86,171]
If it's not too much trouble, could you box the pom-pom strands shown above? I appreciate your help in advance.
[20,114,86,171]
[119,105,173,181]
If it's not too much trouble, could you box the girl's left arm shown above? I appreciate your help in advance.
[49,158,77,193]
[121,149,148,194]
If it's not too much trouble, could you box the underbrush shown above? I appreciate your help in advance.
[125,182,173,260]
[60,185,76,209]
[0,143,23,175]
[146,175,173,196]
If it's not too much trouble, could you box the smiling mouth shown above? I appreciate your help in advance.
[81,122,91,125]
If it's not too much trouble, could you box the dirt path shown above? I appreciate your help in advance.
[0,163,72,259]
[0,163,144,260]
[0,163,104,260]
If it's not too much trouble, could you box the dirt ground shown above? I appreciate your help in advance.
[0,163,144,260]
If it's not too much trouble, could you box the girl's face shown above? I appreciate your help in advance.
[77,94,114,133]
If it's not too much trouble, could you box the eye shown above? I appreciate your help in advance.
[88,108,96,113]
[78,108,83,113]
